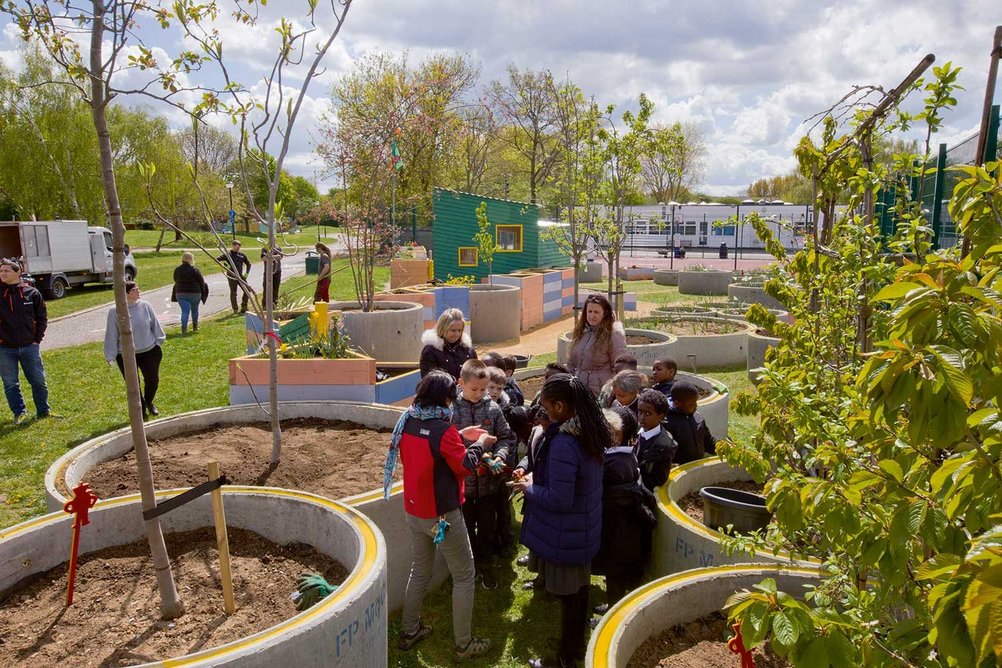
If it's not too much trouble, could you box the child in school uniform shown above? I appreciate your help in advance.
[486,365,511,409]
[501,355,525,406]
[650,357,678,396]
[634,389,678,492]
[663,381,717,466]
[486,365,518,557]
[453,359,516,590]
[592,406,657,614]
[597,353,639,408]
[609,369,648,417]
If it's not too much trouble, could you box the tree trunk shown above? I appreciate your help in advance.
[89,0,182,620]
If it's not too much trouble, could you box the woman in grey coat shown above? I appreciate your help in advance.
[566,294,627,396]
[104,281,166,418]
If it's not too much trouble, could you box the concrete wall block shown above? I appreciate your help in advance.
[678,270,734,295]
[469,284,521,343]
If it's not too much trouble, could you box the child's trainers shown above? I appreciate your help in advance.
[397,623,432,650]
[479,569,498,590]
[454,636,491,661]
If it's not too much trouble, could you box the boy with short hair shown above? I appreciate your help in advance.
[486,366,510,409]
[453,359,516,589]
[501,355,525,406]
[650,358,678,396]
[663,381,717,466]
[634,389,678,491]
[598,353,639,407]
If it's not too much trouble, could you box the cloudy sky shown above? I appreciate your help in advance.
[2,0,999,196]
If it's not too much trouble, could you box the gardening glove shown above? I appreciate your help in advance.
[293,572,338,611]
[489,456,505,475]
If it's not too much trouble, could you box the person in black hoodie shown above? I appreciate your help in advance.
[592,406,657,613]
[663,381,717,466]
[216,239,251,313]
[419,308,477,380]
[0,258,50,423]
[634,389,679,491]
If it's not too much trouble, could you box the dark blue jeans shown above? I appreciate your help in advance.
[0,343,50,418]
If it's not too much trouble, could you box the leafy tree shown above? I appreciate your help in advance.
[747,172,813,204]
[716,61,1002,667]
[641,121,706,203]
[487,63,561,204]
[473,201,499,284]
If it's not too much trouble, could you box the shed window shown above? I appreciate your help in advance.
[458,247,478,267]
[496,225,523,252]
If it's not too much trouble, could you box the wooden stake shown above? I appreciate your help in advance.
[208,461,236,614]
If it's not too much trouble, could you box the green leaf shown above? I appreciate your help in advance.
[917,554,963,581]
[927,344,973,404]
[771,610,798,647]
[877,459,904,483]
[874,281,922,301]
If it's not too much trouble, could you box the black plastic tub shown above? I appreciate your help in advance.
[512,354,530,369]
[699,486,772,533]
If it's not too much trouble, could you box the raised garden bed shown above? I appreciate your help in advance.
[678,480,764,525]
[588,565,819,668]
[650,305,718,318]
[728,282,784,310]
[628,611,790,668]
[652,269,678,286]
[1,488,388,666]
[677,270,733,295]
[469,283,521,344]
[624,316,754,369]
[620,266,655,281]
[557,328,678,374]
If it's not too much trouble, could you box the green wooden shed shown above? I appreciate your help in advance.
[431,188,569,281]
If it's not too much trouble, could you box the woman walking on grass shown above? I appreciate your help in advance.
[511,373,607,668]
[171,251,206,334]
[104,281,165,419]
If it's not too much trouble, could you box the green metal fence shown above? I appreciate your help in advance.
[877,104,1000,249]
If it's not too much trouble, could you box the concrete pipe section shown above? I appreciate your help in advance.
[0,488,388,667]
[677,270,734,296]
[747,328,781,384]
[329,300,424,365]
[652,269,679,286]
[587,564,821,668]
[650,305,720,318]
[44,401,454,614]
[622,328,678,368]
[469,283,522,344]
[655,316,755,369]
[651,458,817,578]
[577,262,602,283]
[728,283,786,310]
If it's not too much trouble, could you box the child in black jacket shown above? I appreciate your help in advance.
[634,389,678,491]
[593,406,657,611]
[663,381,717,466]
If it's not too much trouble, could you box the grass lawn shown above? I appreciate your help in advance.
[45,251,226,320]
[125,225,341,251]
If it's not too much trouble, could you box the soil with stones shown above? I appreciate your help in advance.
[678,479,764,525]
[627,334,662,345]
[82,418,395,501]
[0,527,347,668]
[627,611,790,668]
[518,375,546,406]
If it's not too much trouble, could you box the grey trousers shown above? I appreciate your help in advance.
[401,508,476,648]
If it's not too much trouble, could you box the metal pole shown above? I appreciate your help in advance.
[227,182,235,241]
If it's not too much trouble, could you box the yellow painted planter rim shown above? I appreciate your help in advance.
[1,486,382,668]
[590,564,821,668]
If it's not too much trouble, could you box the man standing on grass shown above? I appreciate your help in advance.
[218,239,252,313]
[0,258,52,424]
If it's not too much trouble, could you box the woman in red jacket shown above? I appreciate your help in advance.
[383,370,495,661]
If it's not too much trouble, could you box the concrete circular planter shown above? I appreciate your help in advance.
[1,488,388,667]
[652,269,678,286]
[513,367,729,439]
[652,458,815,577]
[44,402,441,614]
[469,283,521,344]
[577,262,602,283]
[748,329,781,384]
[587,565,821,668]
[651,305,719,318]
[559,329,680,369]
[633,316,754,369]
[678,270,734,295]
[728,283,785,310]
[716,306,790,323]
[329,300,424,364]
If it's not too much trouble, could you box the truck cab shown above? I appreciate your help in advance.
[0,221,138,299]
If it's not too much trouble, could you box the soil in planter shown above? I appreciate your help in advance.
[519,375,546,405]
[629,319,742,336]
[82,418,395,501]
[627,333,662,345]
[628,611,790,668]
[677,479,764,525]
[0,527,347,668]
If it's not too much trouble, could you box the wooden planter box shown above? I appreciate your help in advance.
[229,352,377,404]
[390,258,433,289]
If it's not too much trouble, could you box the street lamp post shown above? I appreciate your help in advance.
[226,181,235,241]
[670,203,678,270]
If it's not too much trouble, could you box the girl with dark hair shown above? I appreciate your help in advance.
[383,370,494,661]
[566,294,627,396]
[592,405,658,613]
[511,373,607,668]
[312,242,332,303]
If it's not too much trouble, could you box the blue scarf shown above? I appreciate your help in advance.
[383,405,453,500]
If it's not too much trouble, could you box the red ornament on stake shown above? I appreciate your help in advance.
[727,621,757,668]
[62,482,99,606]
